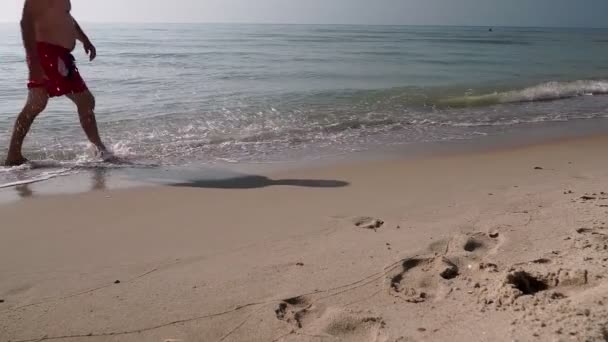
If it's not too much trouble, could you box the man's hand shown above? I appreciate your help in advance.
[73,18,96,61]
[84,41,96,61]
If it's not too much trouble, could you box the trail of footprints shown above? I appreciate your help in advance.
[387,228,601,307]
[388,230,503,304]
[271,230,503,341]
[273,197,607,340]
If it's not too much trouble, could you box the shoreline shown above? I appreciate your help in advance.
[2,116,608,204]
[1,129,608,341]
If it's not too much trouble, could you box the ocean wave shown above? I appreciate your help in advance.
[439,80,608,108]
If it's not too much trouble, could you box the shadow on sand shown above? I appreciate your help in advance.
[1,167,348,202]
[171,175,349,189]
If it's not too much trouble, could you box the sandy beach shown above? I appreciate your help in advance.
[1,135,608,342]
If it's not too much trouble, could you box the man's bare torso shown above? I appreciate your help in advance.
[33,0,77,51]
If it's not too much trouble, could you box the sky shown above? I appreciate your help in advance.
[1,0,608,27]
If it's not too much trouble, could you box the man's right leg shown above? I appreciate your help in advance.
[66,90,108,154]
[5,88,49,166]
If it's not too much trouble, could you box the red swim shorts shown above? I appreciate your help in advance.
[27,42,88,97]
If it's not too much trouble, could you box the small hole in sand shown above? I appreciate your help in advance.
[507,271,549,295]
[275,303,288,320]
[402,258,424,271]
[284,296,307,306]
[390,274,404,291]
[464,239,483,252]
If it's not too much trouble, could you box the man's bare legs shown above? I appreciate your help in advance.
[4,89,109,166]
[66,90,108,154]
[5,88,49,166]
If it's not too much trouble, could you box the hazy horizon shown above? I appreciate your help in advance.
[1,21,607,29]
[1,0,608,28]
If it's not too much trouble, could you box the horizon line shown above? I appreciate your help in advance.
[0,21,607,29]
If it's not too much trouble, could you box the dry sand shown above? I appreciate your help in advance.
[1,136,608,342]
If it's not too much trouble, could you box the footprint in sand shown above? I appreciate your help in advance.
[478,227,592,309]
[306,308,386,342]
[483,266,590,309]
[573,227,608,252]
[445,231,504,262]
[387,256,459,303]
[430,231,504,275]
[275,296,313,329]
[352,216,385,230]
[428,230,503,260]
[280,307,387,342]
[388,230,505,303]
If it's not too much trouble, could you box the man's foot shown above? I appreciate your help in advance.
[96,149,122,163]
[4,156,29,167]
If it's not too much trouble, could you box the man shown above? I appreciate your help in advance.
[5,0,110,166]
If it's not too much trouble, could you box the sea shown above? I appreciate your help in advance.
[2,24,608,188]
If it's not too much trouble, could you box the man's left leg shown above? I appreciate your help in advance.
[66,90,108,154]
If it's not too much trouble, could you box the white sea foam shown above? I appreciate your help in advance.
[0,168,75,189]
[441,80,608,107]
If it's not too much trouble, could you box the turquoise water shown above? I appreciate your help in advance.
[2,24,608,185]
